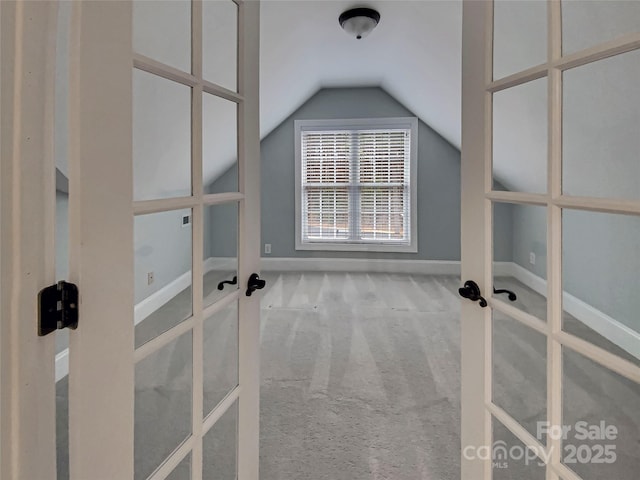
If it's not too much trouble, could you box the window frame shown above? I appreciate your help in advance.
[294,117,418,253]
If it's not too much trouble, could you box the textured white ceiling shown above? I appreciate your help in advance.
[260,0,463,147]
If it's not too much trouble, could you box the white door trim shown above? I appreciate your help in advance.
[0,2,58,478]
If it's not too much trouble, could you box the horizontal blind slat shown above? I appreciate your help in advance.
[301,127,411,244]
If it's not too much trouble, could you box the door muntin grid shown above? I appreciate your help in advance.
[485,1,640,478]
[132,1,245,479]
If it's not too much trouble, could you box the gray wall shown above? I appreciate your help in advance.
[134,209,192,304]
[57,87,515,311]
[204,201,238,259]
[210,87,516,262]
[494,201,514,263]
[511,206,640,332]
[511,204,547,279]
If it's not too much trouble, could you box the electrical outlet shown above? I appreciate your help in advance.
[529,252,536,265]
[147,272,155,285]
[264,243,272,254]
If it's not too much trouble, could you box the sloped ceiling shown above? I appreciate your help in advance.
[54,1,639,197]
[260,0,462,147]
[261,1,640,199]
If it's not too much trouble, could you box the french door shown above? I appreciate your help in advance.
[461,1,640,479]
[1,1,261,479]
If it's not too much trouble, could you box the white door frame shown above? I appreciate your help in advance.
[461,1,640,479]
[0,2,58,478]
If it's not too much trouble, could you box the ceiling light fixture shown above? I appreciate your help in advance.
[339,7,380,40]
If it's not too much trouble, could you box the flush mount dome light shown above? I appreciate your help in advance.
[339,7,380,39]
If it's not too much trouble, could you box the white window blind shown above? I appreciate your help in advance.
[300,127,412,246]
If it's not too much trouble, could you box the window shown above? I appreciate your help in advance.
[295,118,418,252]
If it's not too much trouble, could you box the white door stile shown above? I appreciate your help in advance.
[190,1,205,477]
[67,1,135,479]
[237,2,261,479]
[460,2,492,479]
[0,1,58,478]
[545,1,563,478]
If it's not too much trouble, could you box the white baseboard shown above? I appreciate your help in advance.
[134,271,192,326]
[509,263,640,360]
[260,257,462,275]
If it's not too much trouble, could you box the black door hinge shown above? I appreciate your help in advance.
[38,281,79,336]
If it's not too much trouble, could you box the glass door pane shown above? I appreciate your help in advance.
[492,78,548,194]
[203,401,238,480]
[562,209,640,366]
[135,332,193,479]
[135,209,193,348]
[203,202,239,308]
[493,202,548,320]
[133,0,191,72]
[203,0,238,91]
[562,1,640,55]
[492,418,547,479]
[203,93,239,194]
[562,348,640,479]
[563,49,640,201]
[493,312,547,441]
[133,70,192,201]
[493,0,547,79]
[203,302,239,417]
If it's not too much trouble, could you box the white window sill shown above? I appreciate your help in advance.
[295,241,417,253]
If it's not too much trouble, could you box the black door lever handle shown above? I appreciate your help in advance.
[458,280,488,308]
[246,273,266,297]
[493,287,517,301]
[217,276,238,290]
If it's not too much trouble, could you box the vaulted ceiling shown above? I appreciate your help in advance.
[53,1,639,198]
[260,1,462,147]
